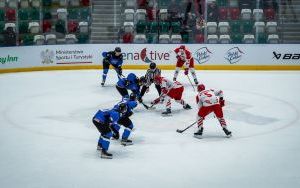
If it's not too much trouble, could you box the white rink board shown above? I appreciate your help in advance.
[0,44,300,70]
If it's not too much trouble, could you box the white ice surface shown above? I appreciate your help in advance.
[0,70,300,188]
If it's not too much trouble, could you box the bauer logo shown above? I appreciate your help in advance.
[273,51,300,61]
[40,49,55,64]
[224,47,244,64]
[194,47,212,64]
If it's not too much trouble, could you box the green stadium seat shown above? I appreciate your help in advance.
[30,8,40,20]
[19,21,29,34]
[231,33,243,43]
[257,33,267,44]
[22,34,34,45]
[149,22,158,33]
[43,9,52,20]
[171,22,181,33]
[68,8,80,20]
[43,0,52,7]
[242,20,253,34]
[19,9,30,21]
[216,0,227,7]
[146,33,158,43]
[230,20,241,34]
[0,9,4,22]
[181,33,189,43]
[136,20,147,34]
[80,8,90,20]
[55,20,66,34]
[159,0,169,8]
[0,22,4,33]
[77,33,89,44]
[0,34,4,46]
[160,22,170,34]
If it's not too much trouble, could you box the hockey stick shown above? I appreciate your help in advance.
[186,74,196,92]
[141,102,156,110]
[176,121,197,133]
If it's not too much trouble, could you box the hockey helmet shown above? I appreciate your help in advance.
[179,45,186,50]
[149,62,156,70]
[118,103,127,113]
[115,47,121,52]
[197,84,205,92]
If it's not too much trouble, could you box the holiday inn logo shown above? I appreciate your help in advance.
[0,55,19,64]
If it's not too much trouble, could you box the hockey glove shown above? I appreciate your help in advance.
[116,66,122,76]
[137,97,143,103]
[219,97,225,107]
[162,88,168,94]
[184,68,189,75]
[126,111,133,117]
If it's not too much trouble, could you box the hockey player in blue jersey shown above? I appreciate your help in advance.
[92,102,127,159]
[116,73,144,100]
[101,47,123,86]
[111,93,138,146]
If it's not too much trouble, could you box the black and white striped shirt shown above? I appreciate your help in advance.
[144,68,161,87]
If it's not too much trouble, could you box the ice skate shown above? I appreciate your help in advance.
[162,108,172,116]
[183,104,192,110]
[194,127,203,139]
[121,139,133,146]
[97,144,102,151]
[223,127,232,138]
[101,150,113,159]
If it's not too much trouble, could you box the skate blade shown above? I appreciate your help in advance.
[101,154,113,159]
[194,135,203,139]
[226,134,232,138]
[121,142,134,146]
[161,113,172,117]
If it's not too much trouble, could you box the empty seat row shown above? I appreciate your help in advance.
[206,21,277,34]
[206,34,279,44]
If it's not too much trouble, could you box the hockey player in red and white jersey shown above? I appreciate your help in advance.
[151,76,192,115]
[173,45,199,85]
[194,84,232,138]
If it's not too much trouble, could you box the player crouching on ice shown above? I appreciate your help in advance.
[92,102,127,159]
[111,93,138,146]
[116,73,143,100]
[194,84,232,139]
[151,76,192,115]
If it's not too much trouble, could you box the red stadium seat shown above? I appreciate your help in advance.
[218,8,228,21]
[81,0,90,6]
[43,20,52,32]
[137,0,147,8]
[68,21,78,33]
[264,8,275,21]
[6,8,16,21]
[195,34,204,43]
[229,7,240,20]
[146,8,155,21]
[123,33,133,43]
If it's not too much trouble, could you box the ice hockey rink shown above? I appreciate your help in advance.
[0,70,300,188]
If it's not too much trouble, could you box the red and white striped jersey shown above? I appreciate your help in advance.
[196,89,223,108]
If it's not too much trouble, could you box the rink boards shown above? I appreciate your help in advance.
[0,44,300,73]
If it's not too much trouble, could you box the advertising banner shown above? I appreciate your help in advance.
[1,44,300,71]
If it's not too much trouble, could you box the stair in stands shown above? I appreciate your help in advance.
[90,0,122,43]
[278,0,300,43]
